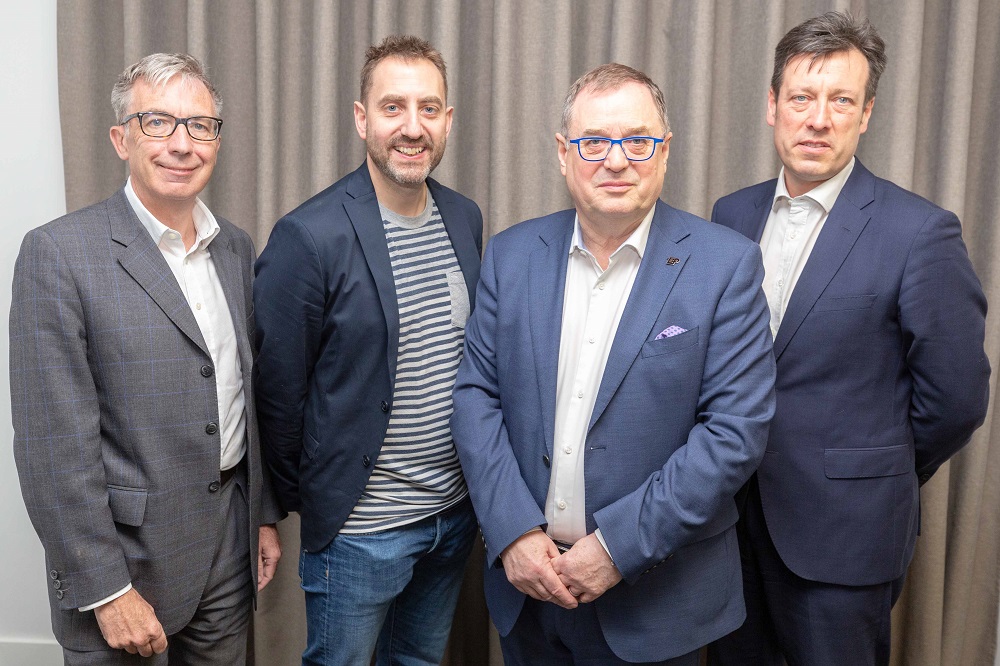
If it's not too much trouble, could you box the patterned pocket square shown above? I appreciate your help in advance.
[655,325,688,340]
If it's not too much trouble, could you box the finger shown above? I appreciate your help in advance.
[151,630,168,654]
[124,645,139,654]
[538,571,578,609]
[137,642,153,658]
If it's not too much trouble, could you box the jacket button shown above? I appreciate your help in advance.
[50,570,59,580]
[200,365,214,378]
[208,481,221,492]
[205,422,219,435]
[542,455,550,467]
[380,401,389,413]
[52,580,62,589]
[362,455,371,467]
[55,590,64,600]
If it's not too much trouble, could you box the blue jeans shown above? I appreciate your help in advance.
[299,499,477,666]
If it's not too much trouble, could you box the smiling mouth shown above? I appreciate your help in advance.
[394,146,426,156]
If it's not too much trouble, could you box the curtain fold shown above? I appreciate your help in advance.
[56,1,1000,663]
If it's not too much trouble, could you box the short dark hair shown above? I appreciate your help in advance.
[561,63,669,136]
[771,11,887,104]
[359,35,448,104]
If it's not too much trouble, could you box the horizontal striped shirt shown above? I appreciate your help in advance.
[341,192,469,533]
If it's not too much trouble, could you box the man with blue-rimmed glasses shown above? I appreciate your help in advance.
[452,63,776,665]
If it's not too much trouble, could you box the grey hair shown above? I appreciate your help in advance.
[560,63,670,137]
[772,11,887,104]
[111,53,222,122]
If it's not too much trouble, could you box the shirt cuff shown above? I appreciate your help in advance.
[78,583,132,612]
[594,528,615,564]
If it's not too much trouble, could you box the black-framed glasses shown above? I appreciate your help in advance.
[568,136,665,162]
[120,112,223,141]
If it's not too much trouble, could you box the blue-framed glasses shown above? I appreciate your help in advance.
[568,136,665,162]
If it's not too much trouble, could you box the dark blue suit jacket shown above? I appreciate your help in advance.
[451,201,776,662]
[712,160,989,586]
[253,162,482,552]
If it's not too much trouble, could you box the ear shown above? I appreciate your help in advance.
[766,88,777,128]
[859,96,875,135]
[444,105,454,139]
[109,125,129,161]
[556,133,569,176]
[660,132,672,165]
[353,101,368,140]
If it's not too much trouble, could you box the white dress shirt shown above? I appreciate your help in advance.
[759,158,855,337]
[83,180,249,612]
[545,207,654,556]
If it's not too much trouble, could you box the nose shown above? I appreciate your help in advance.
[603,141,630,171]
[806,101,831,131]
[166,122,194,152]
[401,108,422,139]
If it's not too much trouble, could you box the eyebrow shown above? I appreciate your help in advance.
[378,94,444,106]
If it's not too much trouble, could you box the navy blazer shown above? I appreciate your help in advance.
[253,162,483,552]
[712,160,990,586]
[451,201,776,662]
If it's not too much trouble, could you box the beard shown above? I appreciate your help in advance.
[366,135,447,187]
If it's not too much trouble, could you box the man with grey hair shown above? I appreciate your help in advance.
[451,62,776,665]
[11,52,283,664]
[709,12,988,665]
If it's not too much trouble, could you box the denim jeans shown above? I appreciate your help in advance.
[299,499,477,666]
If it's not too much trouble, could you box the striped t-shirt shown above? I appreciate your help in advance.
[340,192,470,533]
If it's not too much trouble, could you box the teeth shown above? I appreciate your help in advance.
[396,146,424,156]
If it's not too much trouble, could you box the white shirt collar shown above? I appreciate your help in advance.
[773,157,856,214]
[124,177,220,250]
[570,204,656,261]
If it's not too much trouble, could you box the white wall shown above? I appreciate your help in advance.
[0,1,66,664]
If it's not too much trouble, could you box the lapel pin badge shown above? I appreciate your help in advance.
[666,257,680,265]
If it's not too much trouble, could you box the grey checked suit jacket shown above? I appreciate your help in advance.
[10,189,283,650]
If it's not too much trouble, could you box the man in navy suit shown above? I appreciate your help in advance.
[708,12,990,666]
[451,63,776,665]
[253,35,481,665]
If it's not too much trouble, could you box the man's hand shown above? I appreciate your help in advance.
[552,532,622,603]
[258,523,282,591]
[93,588,167,657]
[501,530,578,609]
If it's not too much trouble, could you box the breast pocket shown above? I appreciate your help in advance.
[640,326,700,357]
[447,270,470,329]
[813,293,877,312]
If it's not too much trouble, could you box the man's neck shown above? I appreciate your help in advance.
[578,209,648,271]
[367,157,427,217]
[131,185,198,250]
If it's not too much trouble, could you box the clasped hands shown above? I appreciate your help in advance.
[500,530,622,608]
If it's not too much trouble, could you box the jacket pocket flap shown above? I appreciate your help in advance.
[107,486,148,527]
[814,293,877,312]
[824,445,911,479]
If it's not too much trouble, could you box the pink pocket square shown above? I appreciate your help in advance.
[655,325,688,340]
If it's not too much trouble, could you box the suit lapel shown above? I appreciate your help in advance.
[589,203,690,430]
[110,190,210,356]
[344,164,400,385]
[772,163,875,360]
[531,214,574,454]
[429,180,481,300]
[745,186,773,242]
[208,227,252,373]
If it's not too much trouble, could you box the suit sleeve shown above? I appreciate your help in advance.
[451,239,548,565]
[900,209,989,480]
[594,242,776,582]
[253,218,325,513]
[10,228,132,609]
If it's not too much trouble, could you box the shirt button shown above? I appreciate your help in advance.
[205,422,219,435]
[195,303,202,310]
[208,481,221,492]
[588,337,595,344]
[577,390,584,399]
[200,365,214,378]
[598,282,606,290]
[777,280,783,287]
[563,446,572,455]
[557,500,567,510]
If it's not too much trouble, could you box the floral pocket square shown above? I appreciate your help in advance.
[655,325,688,340]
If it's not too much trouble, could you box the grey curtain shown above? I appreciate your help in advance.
[56,1,1000,664]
